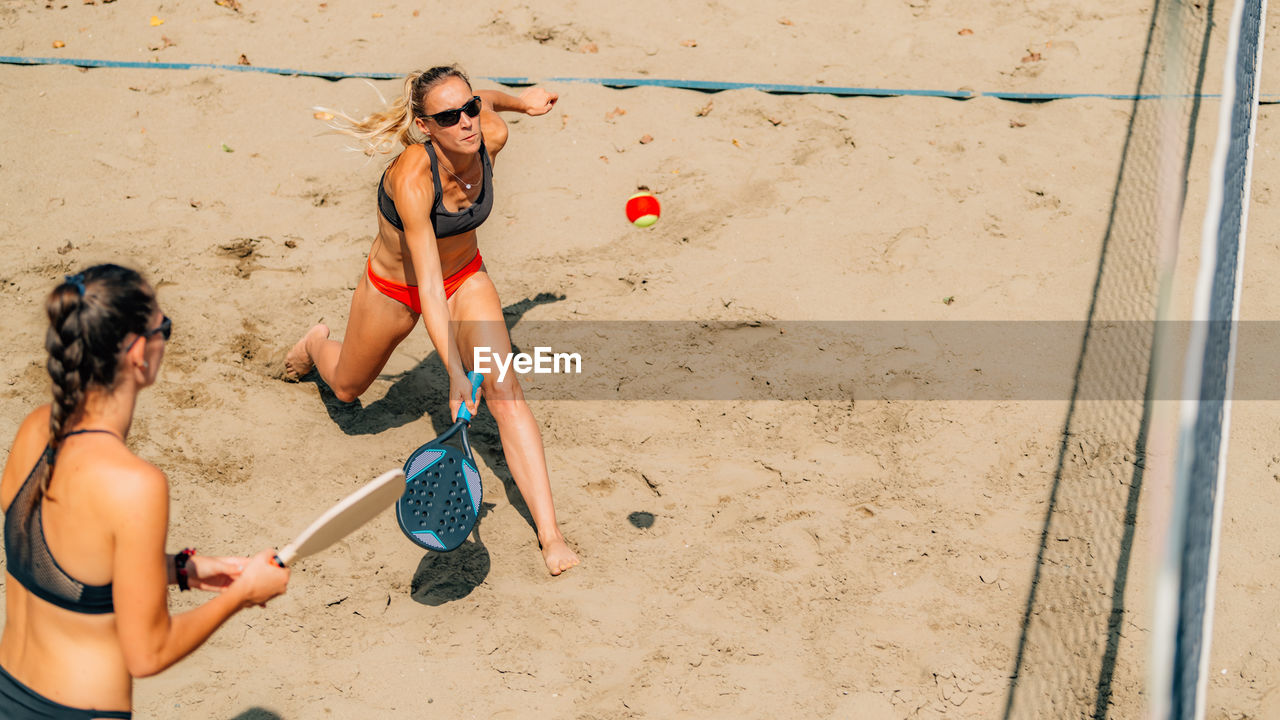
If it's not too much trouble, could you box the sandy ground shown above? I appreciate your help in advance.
[0,1,1276,718]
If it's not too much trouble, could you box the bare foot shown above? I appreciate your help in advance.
[540,533,580,576]
[283,324,329,381]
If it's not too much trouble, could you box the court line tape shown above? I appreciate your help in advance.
[2,55,1277,103]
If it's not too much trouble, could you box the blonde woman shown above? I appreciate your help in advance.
[1,266,289,719]
[285,66,579,575]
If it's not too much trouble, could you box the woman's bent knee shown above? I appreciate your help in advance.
[331,381,369,404]
[484,377,526,410]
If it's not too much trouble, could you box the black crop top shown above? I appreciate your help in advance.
[378,139,494,238]
[3,430,115,614]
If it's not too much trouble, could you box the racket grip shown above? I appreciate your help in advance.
[456,371,484,422]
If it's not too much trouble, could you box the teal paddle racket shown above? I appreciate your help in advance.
[396,372,484,552]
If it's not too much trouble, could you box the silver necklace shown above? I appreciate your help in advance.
[440,159,481,190]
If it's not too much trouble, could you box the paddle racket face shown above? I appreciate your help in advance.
[397,372,485,552]
[397,422,481,551]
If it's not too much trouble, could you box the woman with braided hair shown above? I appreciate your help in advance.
[284,65,579,575]
[0,265,290,719]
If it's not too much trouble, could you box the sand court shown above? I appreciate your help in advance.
[0,1,1277,717]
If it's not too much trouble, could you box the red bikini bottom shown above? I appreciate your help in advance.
[366,252,483,313]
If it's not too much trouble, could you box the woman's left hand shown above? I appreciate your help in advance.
[520,87,559,116]
[185,555,247,592]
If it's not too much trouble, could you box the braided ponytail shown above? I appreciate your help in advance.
[317,65,472,156]
[36,265,155,493]
[45,282,88,470]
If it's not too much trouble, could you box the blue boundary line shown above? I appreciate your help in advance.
[3,55,1276,103]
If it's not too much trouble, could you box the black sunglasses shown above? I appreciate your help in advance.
[127,315,171,352]
[146,315,173,341]
[425,96,482,128]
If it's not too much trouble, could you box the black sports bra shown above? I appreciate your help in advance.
[378,139,494,239]
[3,429,115,615]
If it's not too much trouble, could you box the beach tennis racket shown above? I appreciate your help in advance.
[273,468,405,567]
[396,371,484,552]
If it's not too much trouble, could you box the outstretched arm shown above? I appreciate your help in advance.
[391,160,481,420]
[477,87,557,116]
[109,464,289,678]
[476,87,557,160]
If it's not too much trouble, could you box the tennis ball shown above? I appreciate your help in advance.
[625,192,661,228]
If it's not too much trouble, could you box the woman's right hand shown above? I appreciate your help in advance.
[449,371,481,422]
[232,549,290,608]
[517,87,558,116]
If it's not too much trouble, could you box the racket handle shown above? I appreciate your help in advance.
[456,371,484,422]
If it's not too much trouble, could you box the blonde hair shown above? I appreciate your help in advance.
[317,66,472,156]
